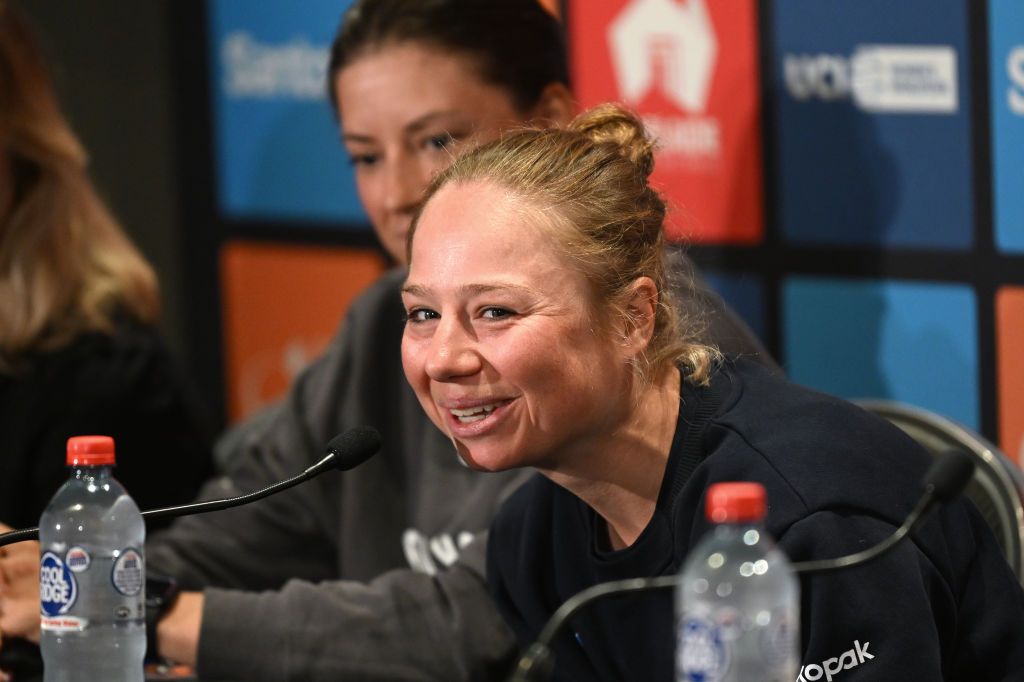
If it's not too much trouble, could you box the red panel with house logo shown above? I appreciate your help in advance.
[568,0,764,244]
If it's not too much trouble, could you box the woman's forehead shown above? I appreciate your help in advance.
[413,182,561,266]
[337,41,505,112]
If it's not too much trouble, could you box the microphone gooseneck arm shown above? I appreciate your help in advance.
[508,447,977,682]
[141,451,341,522]
[0,426,382,549]
[510,575,680,682]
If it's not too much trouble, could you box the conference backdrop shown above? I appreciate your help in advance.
[192,0,1024,465]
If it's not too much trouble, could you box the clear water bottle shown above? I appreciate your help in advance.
[676,482,798,681]
[39,436,146,682]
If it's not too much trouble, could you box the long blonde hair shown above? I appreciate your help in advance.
[0,3,158,370]
[411,103,720,385]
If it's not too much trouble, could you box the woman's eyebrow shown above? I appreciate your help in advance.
[401,282,536,297]
[343,111,464,146]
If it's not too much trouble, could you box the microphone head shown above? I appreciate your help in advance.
[326,426,382,471]
[923,447,976,502]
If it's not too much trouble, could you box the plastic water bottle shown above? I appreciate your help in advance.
[39,436,146,682]
[676,482,798,681]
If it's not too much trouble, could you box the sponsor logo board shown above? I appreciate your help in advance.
[209,0,367,224]
[770,0,973,249]
[569,0,764,244]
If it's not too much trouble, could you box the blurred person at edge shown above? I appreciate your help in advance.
[0,0,214,664]
[401,103,1024,680]
[2,1,771,681]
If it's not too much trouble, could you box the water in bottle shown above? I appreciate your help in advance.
[677,482,798,682]
[39,435,145,682]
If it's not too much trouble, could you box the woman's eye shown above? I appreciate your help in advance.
[481,307,514,320]
[347,152,379,167]
[406,308,440,323]
[425,132,456,151]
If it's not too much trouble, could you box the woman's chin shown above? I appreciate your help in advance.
[454,443,519,473]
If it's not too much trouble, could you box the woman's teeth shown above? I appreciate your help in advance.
[450,403,500,423]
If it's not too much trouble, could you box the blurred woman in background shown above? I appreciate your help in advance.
[0,2,213,528]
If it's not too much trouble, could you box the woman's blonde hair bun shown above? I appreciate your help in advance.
[567,102,656,179]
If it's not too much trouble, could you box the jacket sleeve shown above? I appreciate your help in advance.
[147,272,396,589]
[144,388,339,591]
[779,506,1024,681]
[195,534,518,682]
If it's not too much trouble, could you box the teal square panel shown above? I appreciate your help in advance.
[782,277,978,428]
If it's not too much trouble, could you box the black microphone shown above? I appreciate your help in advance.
[0,425,382,548]
[508,448,977,682]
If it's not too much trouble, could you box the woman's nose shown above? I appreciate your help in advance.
[424,317,482,381]
[383,153,426,216]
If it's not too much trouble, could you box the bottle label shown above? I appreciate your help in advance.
[65,546,91,573]
[111,547,144,596]
[678,617,729,681]
[39,552,78,617]
[40,615,89,632]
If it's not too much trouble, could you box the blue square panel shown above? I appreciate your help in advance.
[209,0,368,225]
[783,277,978,429]
[990,0,1024,253]
[770,0,973,249]
[701,270,767,344]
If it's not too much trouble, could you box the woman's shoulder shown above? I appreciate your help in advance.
[702,358,934,526]
[14,317,202,426]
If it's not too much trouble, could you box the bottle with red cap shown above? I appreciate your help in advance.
[676,482,799,682]
[39,436,145,682]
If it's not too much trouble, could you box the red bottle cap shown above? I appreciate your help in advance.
[66,436,116,467]
[706,482,766,523]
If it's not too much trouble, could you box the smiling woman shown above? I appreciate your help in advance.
[402,182,642,474]
[401,103,1024,681]
[113,1,777,679]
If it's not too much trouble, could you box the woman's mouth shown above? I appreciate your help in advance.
[442,398,514,435]
[449,402,504,423]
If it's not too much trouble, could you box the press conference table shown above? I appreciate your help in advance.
[0,644,204,681]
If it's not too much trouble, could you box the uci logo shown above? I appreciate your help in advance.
[39,552,77,616]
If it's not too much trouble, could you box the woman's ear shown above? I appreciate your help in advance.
[529,82,575,128]
[620,277,659,360]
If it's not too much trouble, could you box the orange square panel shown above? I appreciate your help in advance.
[997,287,1024,467]
[221,240,386,423]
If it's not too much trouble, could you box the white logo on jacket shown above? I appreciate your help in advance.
[402,529,475,576]
[796,639,874,681]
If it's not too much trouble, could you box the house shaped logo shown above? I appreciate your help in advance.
[608,0,718,113]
